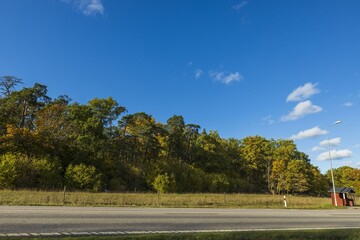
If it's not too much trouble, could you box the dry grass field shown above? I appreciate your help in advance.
[0,190,338,209]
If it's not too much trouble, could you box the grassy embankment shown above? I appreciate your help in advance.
[8,229,360,240]
[0,190,339,209]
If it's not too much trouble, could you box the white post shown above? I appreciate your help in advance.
[284,195,287,208]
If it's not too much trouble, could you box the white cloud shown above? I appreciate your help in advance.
[262,115,275,125]
[312,146,325,152]
[343,102,354,107]
[355,162,360,167]
[209,71,243,85]
[286,82,320,102]
[62,0,104,16]
[320,137,341,147]
[194,69,203,79]
[290,126,328,141]
[233,1,248,10]
[281,100,322,121]
[317,149,353,161]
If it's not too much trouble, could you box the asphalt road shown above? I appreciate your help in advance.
[0,206,359,235]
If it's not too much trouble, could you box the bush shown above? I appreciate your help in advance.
[0,153,62,189]
[153,173,177,193]
[209,173,230,193]
[30,157,62,189]
[0,153,18,188]
[174,165,206,193]
[65,164,102,191]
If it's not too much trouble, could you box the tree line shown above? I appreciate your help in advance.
[0,76,358,194]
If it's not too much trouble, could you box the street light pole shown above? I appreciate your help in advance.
[328,120,342,207]
[328,140,337,207]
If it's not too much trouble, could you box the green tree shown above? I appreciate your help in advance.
[194,130,231,173]
[285,160,310,194]
[270,140,297,194]
[326,166,360,192]
[0,75,23,98]
[88,97,126,129]
[184,124,200,163]
[165,115,186,161]
[309,166,328,195]
[8,83,49,129]
[0,79,332,194]
[0,83,51,158]
[120,112,162,163]
[240,136,273,192]
[116,112,163,191]
[66,98,125,168]
[35,103,74,166]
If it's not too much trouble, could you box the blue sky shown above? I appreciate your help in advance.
[1,0,360,173]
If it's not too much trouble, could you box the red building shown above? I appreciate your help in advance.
[328,187,356,207]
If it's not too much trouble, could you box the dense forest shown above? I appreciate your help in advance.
[0,76,359,194]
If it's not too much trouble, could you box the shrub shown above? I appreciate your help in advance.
[153,173,177,193]
[209,173,230,193]
[0,153,18,188]
[174,165,206,193]
[65,163,102,191]
[0,153,62,189]
[30,157,62,189]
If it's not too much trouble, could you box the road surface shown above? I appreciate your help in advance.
[0,206,359,237]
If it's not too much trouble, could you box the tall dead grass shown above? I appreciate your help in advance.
[0,190,335,209]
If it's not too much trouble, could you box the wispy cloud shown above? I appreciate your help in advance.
[290,126,328,141]
[232,1,248,10]
[281,100,322,121]
[194,69,203,79]
[317,149,353,161]
[312,146,325,152]
[262,115,275,125]
[320,137,341,147]
[209,71,243,85]
[62,0,104,16]
[342,102,354,107]
[286,82,320,102]
[312,138,341,152]
[355,144,360,148]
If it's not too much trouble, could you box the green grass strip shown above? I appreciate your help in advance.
[7,229,360,240]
